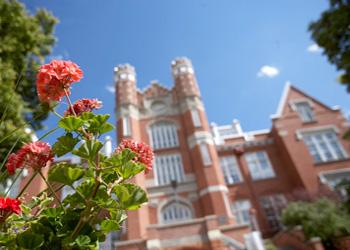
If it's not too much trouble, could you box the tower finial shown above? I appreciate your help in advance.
[114,64,136,83]
[171,57,194,77]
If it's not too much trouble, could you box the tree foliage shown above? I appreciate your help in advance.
[282,198,350,248]
[0,0,57,166]
[309,0,350,91]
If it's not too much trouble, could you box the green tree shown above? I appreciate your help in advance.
[0,0,57,173]
[282,198,350,249]
[309,0,350,91]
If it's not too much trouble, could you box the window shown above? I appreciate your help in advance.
[231,200,251,225]
[220,156,242,184]
[295,102,314,122]
[260,194,287,232]
[200,143,212,166]
[154,154,185,186]
[149,122,179,150]
[303,130,347,163]
[161,201,192,224]
[191,109,201,127]
[245,151,275,180]
[122,116,131,136]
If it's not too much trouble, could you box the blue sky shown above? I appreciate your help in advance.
[23,0,349,145]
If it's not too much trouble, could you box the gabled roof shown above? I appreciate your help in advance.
[142,81,171,98]
[270,81,339,119]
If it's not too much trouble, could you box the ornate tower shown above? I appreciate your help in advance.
[172,58,233,221]
[114,64,149,243]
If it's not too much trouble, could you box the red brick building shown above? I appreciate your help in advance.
[113,57,350,250]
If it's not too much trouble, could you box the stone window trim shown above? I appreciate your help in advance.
[296,126,348,163]
[231,199,252,225]
[147,120,180,150]
[122,116,131,136]
[289,98,315,112]
[219,156,243,185]
[290,99,316,123]
[190,109,202,128]
[244,151,276,181]
[153,153,185,186]
[319,168,350,188]
[199,143,212,167]
[295,125,340,140]
[157,197,194,224]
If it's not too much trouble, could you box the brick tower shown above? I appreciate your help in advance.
[114,58,249,250]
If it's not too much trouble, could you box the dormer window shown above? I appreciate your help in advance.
[294,101,314,123]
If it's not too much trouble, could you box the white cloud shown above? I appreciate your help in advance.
[307,43,322,53]
[105,85,115,93]
[257,65,279,78]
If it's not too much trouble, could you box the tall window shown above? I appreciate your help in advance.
[295,101,314,122]
[199,143,212,166]
[154,154,185,186]
[245,151,275,180]
[231,200,251,225]
[122,116,131,136]
[220,156,242,184]
[191,109,202,128]
[161,201,193,224]
[149,122,179,150]
[303,130,346,163]
[260,194,287,232]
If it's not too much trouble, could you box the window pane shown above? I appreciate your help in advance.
[219,156,242,184]
[191,109,202,127]
[295,102,314,122]
[161,202,192,223]
[200,143,212,166]
[231,200,251,225]
[122,116,131,136]
[154,154,185,186]
[245,152,275,180]
[303,130,346,163]
[150,122,179,149]
[260,195,287,232]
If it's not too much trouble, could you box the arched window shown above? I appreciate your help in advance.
[161,201,193,224]
[149,121,179,149]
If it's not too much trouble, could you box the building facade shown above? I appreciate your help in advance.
[114,57,350,250]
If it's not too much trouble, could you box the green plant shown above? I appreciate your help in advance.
[0,60,153,249]
[282,198,350,248]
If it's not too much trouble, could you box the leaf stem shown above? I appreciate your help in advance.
[38,171,65,211]
[16,170,38,198]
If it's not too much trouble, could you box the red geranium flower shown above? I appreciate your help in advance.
[116,139,154,172]
[0,197,21,223]
[64,98,102,116]
[5,141,54,175]
[36,60,83,103]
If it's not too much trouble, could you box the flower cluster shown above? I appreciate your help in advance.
[5,141,54,175]
[0,197,21,221]
[116,139,154,172]
[36,60,83,103]
[64,98,102,116]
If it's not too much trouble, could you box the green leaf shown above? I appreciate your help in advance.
[72,140,103,162]
[42,207,64,218]
[101,220,120,233]
[52,133,79,157]
[58,116,84,132]
[87,114,114,135]
[120,162,145,179]
[99,122,114,134]
[80,112,95,121]
[75,235,91,247]
[48,163,84,186]
[17,231,44,249]
[113,183,148,210]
